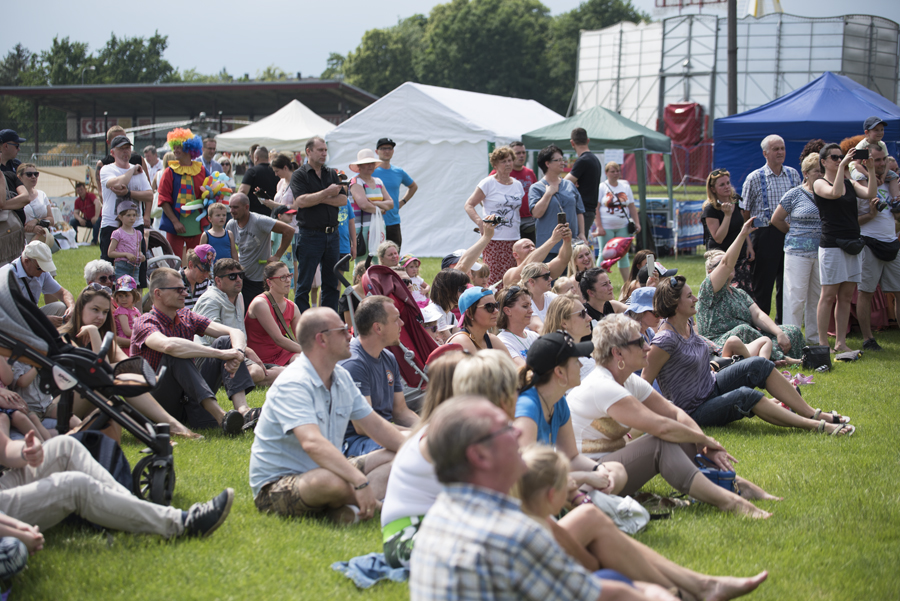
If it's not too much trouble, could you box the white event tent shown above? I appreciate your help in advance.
[325,82,563,257]
[216,99,335,153]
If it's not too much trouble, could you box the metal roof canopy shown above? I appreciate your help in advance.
[0,79,377,119]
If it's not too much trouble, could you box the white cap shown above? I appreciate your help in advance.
[22,240,56,273]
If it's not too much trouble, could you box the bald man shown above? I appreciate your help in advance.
[501,223,573,287]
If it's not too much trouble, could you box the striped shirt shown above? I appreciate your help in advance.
[779,186,822,257]
[180,268,210,311]
[131,307,211,371]
[410,483,602,601]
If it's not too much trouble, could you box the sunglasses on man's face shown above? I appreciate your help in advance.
[223,272,244,281]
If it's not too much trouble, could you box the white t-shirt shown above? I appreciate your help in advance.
[858,181,895,242]
[381,427,443,526]
[567,366,653,458]
[530,291,557,323]
[597,180,636,230]
[433,304,458,330]
[497,329,539,362]
[23,190,52,243]
[100,163,151,228]
[478,175,523,241]
[146,159,165,185]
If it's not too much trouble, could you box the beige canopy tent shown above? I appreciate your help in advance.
[215,99,336,153]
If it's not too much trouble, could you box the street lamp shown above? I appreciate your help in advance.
[81,65,96,86]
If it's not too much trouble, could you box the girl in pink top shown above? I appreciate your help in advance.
[113,275,142,354]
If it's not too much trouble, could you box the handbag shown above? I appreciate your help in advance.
[863,236,900,262]
[694,454,737,493]
[356,229,367,258]
[801,345,832,371]
[617,201,637,234]
[588,490,650,535]
[265,291,297,343]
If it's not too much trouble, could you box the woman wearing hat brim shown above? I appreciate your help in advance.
[349,149,394,260]
[446,287,504,353]
[514,331,628,497]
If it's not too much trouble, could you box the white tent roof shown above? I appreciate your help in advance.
[327,82,563,146]
[215,99,335,153]
[326,82,564,257]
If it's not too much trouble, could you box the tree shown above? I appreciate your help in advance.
[180,67,235,83]
[256,64,288,81]
[0,44,33,86]
[320,53,346,80]
[29,36,92,86]
[341,15,427,97]
[95,32,177,84]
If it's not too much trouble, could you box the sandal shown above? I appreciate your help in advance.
[241,407,262,432]
[831,423,856,437]
[812,409,850,424]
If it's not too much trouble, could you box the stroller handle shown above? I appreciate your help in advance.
[334,254,353,288]
[98,331,115,362]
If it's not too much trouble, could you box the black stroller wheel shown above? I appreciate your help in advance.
[133,455,175,506]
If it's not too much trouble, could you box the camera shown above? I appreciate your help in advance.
[38,220,50,228]
[875,198,890,212]
[483,215,508,226]
[337,172,351,195]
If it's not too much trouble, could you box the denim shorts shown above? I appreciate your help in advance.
[342,433,383,458]
[689,356,774,427]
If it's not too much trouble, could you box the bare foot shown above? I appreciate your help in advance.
[701,571,768,601]
[173,430,204,440]
[729,497,771,519]
[834,344,852,353]
[735,477,782,501]
[774,358,801,366]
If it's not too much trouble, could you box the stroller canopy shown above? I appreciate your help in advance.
[0,264,61,355]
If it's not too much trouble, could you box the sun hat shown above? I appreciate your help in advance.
[457,286,493,315]
[401,255,420,269]
[349,149,382,173]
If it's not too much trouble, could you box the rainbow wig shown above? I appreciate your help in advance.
[167,128,203,159]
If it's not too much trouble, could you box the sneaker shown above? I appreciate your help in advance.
[183,488,234,538]
[222,410,243,435]
[862,338,883,352]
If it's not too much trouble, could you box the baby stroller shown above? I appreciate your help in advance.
[0,265,176,505]
[334,257,436,411]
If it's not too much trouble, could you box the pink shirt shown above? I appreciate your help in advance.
[114,305,142,355]
[111,227,143,264]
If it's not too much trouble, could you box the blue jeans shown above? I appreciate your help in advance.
[688,356,773,427]
[114,260,139,280]
[294,228,340,312]
[69,217,100,243]
[342,433,383,458]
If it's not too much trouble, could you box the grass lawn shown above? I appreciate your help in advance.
[14,246,900,600]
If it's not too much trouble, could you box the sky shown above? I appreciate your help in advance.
[5,0,900,82]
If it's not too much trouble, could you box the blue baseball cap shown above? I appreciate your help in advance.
[457,286,493,315]
[627,287,655,314]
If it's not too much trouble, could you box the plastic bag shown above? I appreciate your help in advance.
[367,209,386,256]
[588,490,650,535]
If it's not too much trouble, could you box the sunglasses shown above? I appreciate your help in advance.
[622,337,645,349]
[537,272,552,281]
[709,168,728,177]
[318,324,350,336]
[471,421,515,445]
[96,274,114,284]
[570,308,589,319]
[827,154,844,161]
[477,302,499,313]
[669,277,683,289]
[4,142,19,149]
[158,286,188,295]
[500,285,523,307]
[221,162,231,166]
[223,272,245,281]
[85,282,112,295]
[23,172,39,178]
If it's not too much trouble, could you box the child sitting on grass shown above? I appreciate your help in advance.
[199,202,237,260]
[8,359,56,441]
[107,201,144,281]
[113,275,142,353]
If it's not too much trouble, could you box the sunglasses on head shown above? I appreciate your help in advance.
[669,277,683,289]
[478,302,499,313]
[500,285,523,307]
[570,308,589,319]
[85,282,112,295]
[709,168,728,178]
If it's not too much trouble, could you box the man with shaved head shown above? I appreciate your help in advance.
[239,146,279,216]
[249,307,404,524]
[501,223,573,287]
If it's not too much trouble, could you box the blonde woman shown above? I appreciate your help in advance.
[15,163,54,244]
[542,293,595,378]
[518,446,768,599]
[520,262,556,332]
[701,169,753,295]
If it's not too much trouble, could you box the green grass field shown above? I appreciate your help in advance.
[14,246,900,600]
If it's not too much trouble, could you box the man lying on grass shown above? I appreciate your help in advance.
[249,307,405,524]
[0,429,233,580]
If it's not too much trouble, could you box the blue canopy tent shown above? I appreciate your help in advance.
[714,72,900,191]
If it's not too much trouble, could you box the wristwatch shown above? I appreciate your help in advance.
[354,481,369,491]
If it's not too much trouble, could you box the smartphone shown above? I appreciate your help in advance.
[646,254,655,274]
[557,212,568,225]
[752,217,769,228]
[855,148,869,161]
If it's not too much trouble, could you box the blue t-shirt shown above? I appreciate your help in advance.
[338,197,354,254]
[339,337,403,441]
[515,387,571,445]
[528,178,585,254]
[373,164,414,226]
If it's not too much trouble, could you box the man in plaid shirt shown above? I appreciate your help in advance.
[409,397,662,601]
[131,267,255,435]
[739,135,801,324]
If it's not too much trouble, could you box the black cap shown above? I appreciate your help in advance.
[271,205,297,218]
[526,331,593,377]
[864,116,886,131]
[376,137,396,149]
[0,130,25,145]
[637,264,678,285]
[110,135,132,150]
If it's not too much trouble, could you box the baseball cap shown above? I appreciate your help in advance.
[115,275,138,293]
[457,286,493,315]
[271,205,297,218]
[110,135,132,150]
[0,130,25,145]
[441,249,482,272]
[116,200,138,214]
[864,116,886,131]
[376,137,396,149]
[637,262,678,286]
[626,286,655,314]
[193,244,217,271]
[421,302,443,324]
[525,331,593,377]
[22,240,56,273]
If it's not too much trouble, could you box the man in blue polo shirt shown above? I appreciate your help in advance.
[373,137,418,249]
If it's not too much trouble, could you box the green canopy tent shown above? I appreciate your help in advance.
[522,105,674,250]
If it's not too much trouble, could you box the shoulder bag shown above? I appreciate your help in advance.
[265,291,297,343]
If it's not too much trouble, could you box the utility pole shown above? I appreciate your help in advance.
[727,0,737,115]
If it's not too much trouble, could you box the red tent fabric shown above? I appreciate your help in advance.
[361,266,437,388]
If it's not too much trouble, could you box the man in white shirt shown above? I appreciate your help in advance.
[143,145,164,188]
[197,137,223,175]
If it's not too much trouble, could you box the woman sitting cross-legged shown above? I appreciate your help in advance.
[517,445,769,600]
[245,261,302,367]
[696,217,803,365]
[643,235,854,435]
[567,314,779,519]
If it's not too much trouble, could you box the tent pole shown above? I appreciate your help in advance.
[636,149,648,250]
[665,154,676,258]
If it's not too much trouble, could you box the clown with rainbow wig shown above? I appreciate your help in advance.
[157,128,210,257]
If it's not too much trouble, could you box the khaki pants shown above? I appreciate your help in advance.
[0,436,183,537]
